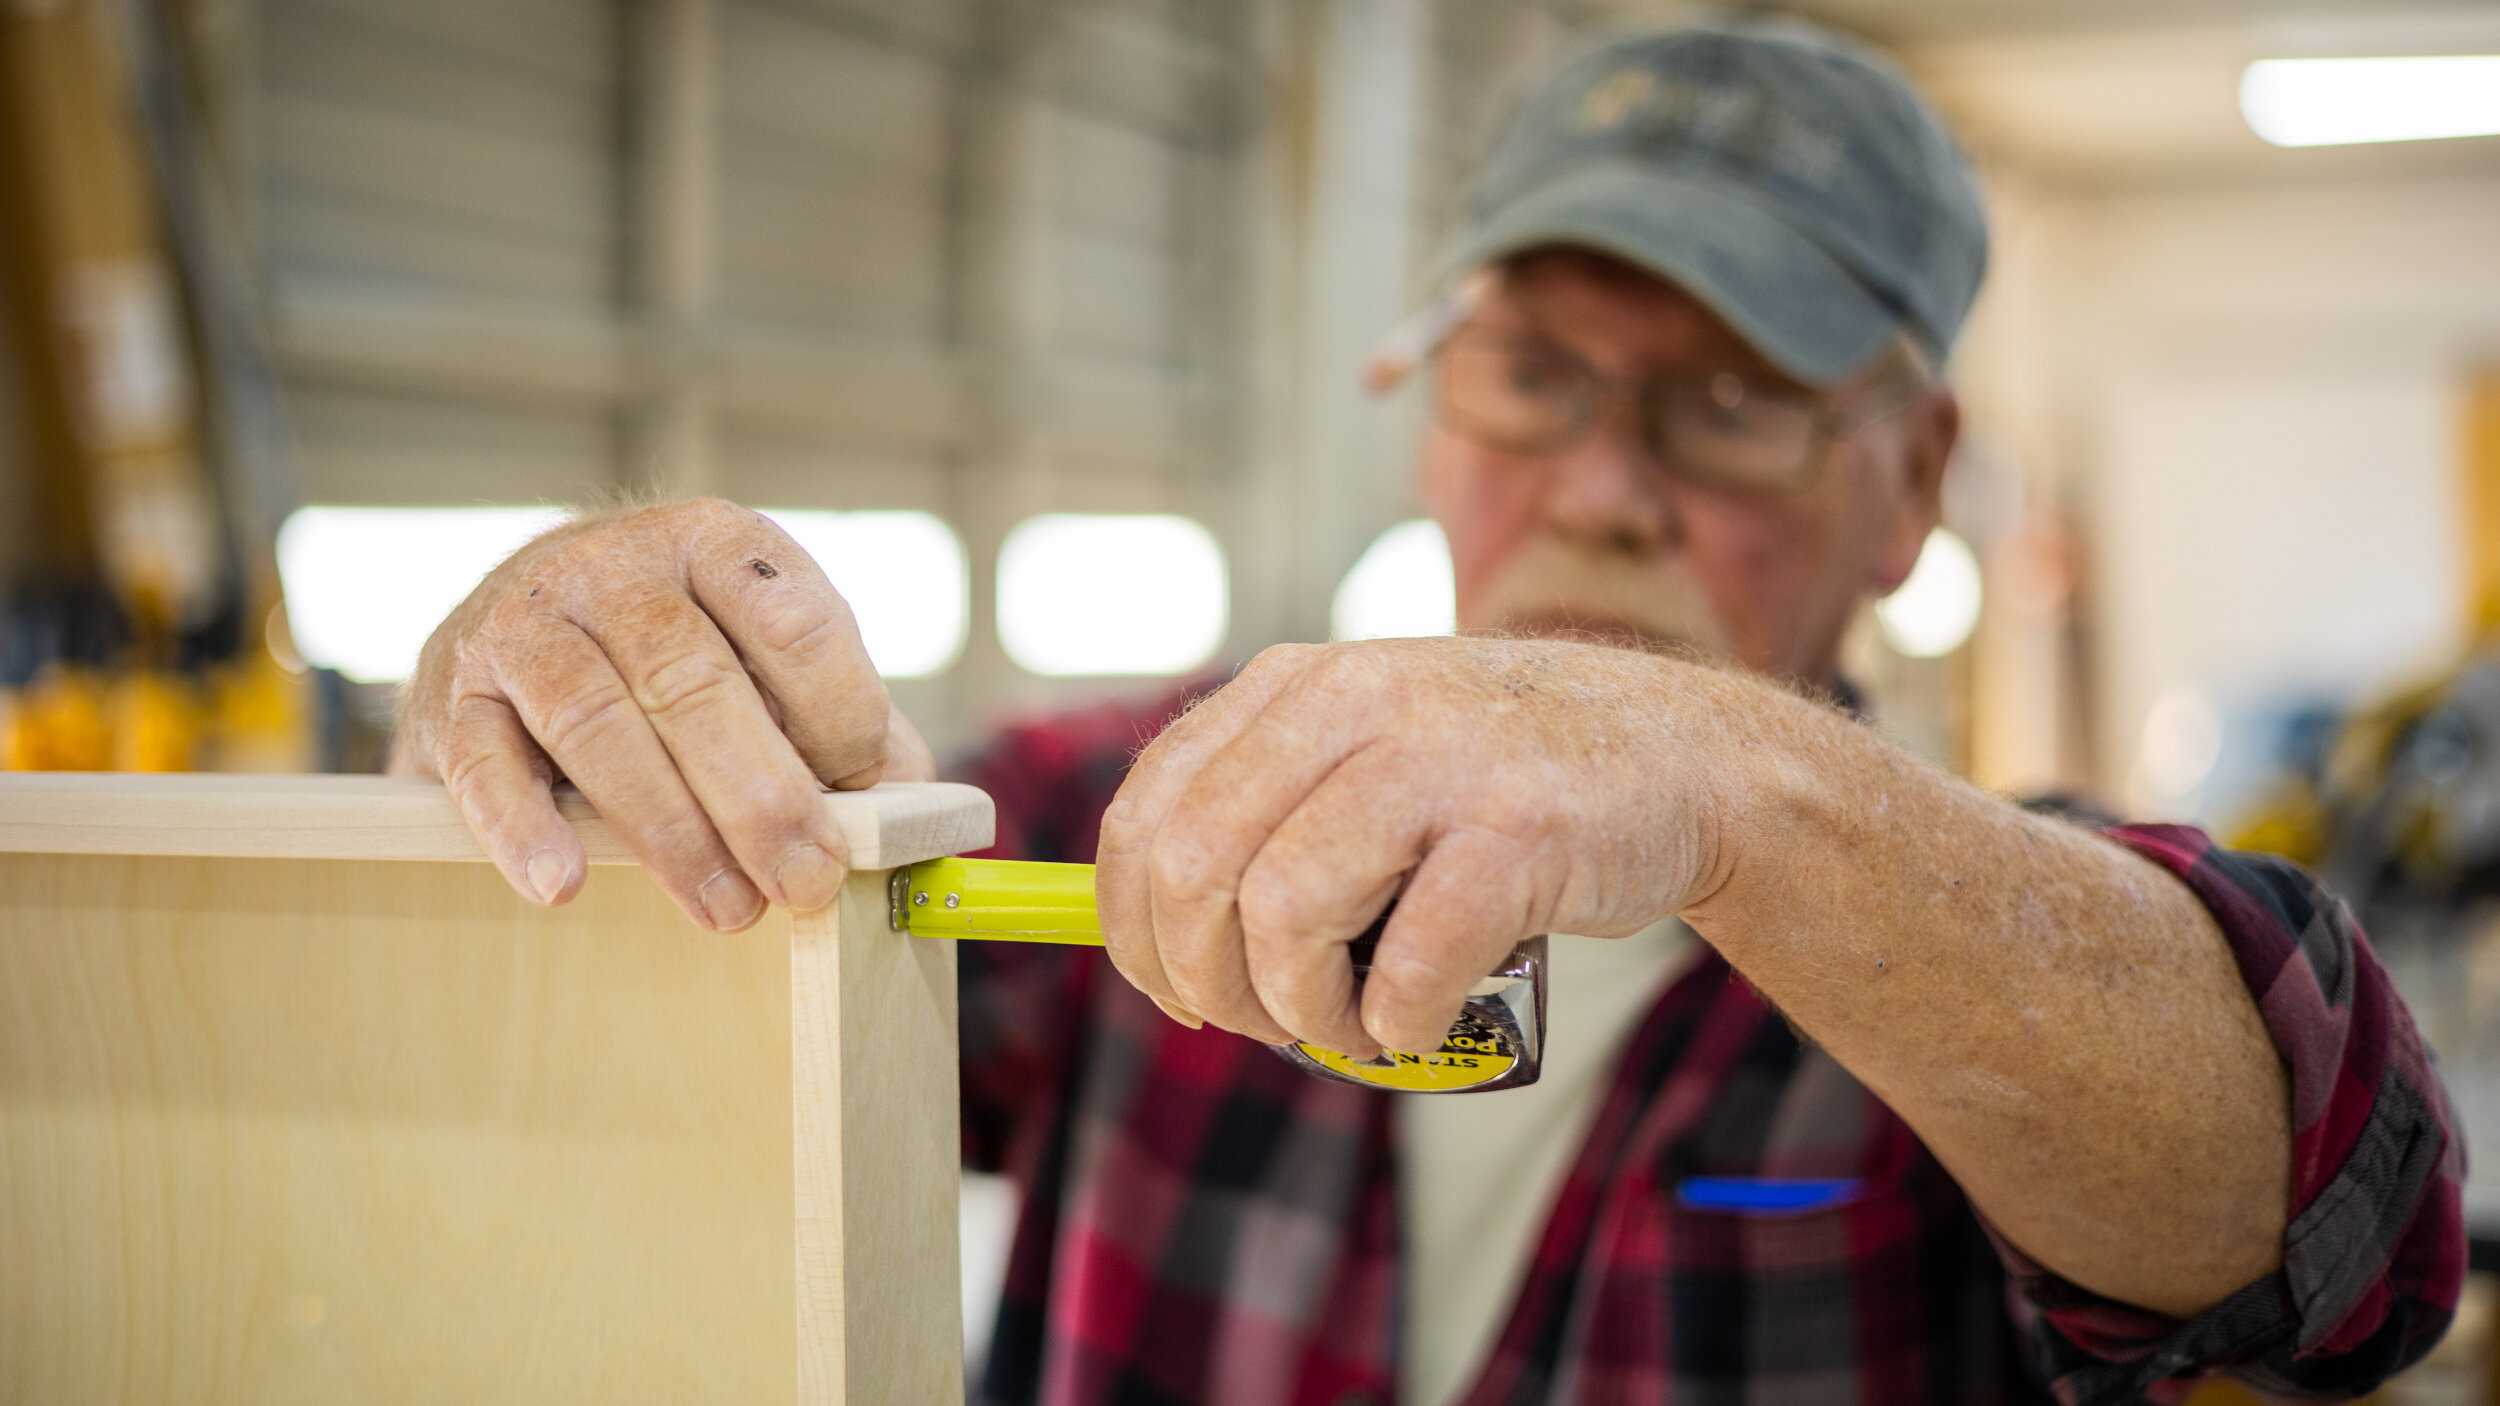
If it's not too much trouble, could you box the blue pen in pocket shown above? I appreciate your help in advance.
[1676,1176,1864,1216]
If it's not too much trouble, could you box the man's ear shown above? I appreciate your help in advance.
[1866,388,1958,594]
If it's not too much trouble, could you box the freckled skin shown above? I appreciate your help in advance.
[397,251,2289,1320]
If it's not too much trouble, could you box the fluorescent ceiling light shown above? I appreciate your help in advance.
[2240,55,2500,147]
[1875,527,1983,659]
[1332,520,1456,642]
[997,514,1228,677]
[276,505,568,684]
[762,510,967,679]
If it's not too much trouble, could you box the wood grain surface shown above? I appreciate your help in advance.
[0,779,984,1403]
[0,773,994,870]
[792,870,963,1404]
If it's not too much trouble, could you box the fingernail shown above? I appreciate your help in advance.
[524,848,570,905]
[697,868,766,932]
[1149,995,1205,1030]
[775,842,842,911]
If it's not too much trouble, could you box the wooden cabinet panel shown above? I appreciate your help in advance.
[0,775,990,1404]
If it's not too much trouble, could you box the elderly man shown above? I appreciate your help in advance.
[395,17,2459,1406]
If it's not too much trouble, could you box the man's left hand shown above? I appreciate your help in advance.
[1096,636,1736,1056]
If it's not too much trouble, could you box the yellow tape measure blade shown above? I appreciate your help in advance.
[891,857,1104,943]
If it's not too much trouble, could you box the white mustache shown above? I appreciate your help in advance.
[1468,540,1736,657]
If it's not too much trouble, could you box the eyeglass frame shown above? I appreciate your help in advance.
[1423,318,1934,498]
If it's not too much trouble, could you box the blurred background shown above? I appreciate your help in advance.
[1,0,2497,1394]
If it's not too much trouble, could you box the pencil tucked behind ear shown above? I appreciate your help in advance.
[1364,268,1497,397]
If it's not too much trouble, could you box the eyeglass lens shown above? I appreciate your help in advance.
[1432,326,1828,495]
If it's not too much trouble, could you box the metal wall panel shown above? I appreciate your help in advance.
[716,0,953,342]
[251,0,621,505]
[254,0,618,308]
[226,0,1514,726]
[286,383,616,505]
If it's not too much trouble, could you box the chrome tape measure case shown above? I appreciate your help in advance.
[1275,929,1546,1093]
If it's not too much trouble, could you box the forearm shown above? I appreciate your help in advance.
[1681,680,2290,1318]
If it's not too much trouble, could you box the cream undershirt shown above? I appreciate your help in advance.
[1395,921,1699,1406]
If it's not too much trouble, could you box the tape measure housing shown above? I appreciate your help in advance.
[1274,935,1546,1093]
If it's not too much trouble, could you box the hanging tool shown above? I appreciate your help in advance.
[891,856,1546,1093]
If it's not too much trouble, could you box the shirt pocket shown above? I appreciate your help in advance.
[1649,1160,1992,1385]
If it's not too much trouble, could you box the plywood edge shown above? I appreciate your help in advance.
[0,774,995,868]
[791,869,964,1403]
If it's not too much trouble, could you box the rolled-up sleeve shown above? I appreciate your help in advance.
[1998,823,2466,1405]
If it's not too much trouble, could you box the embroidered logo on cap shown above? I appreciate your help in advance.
[1570,63,1844,189]
[1578,66,1660,131]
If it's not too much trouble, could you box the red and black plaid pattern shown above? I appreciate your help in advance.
[958,697,2463,1406]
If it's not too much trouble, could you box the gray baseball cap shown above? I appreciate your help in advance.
[1442,14,1988,387]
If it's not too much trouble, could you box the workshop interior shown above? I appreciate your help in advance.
[3,0,2500,1401]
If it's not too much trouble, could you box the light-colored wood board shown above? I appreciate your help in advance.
[792,869,962,1402]
[0,854,796,1405]
[0,775,995,871]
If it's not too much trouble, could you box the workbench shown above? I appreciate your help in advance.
[0,773,992,1404]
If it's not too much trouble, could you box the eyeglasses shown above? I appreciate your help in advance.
[1428,322,1920,497]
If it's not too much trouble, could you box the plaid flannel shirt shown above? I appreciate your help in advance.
[957,686,2464,1406]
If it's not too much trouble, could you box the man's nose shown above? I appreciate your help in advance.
[1540,403,1677,554]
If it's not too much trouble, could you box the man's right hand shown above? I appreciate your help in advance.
[389,498,933,932]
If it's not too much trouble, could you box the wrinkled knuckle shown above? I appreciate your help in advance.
[1234,869,1310,940]
[1146,837,1226,909]
[1248,641,1317,669]
[818,710,888,767]
[672,496,765,552]
[537,678,636,756]
[750,590,849,660]
[661,496,741,529]
[1158,943,1214,997]
[645,813,729,878]
[1298,648,1374,703]
[505,554,600,618]
[1098,796,1146,845]
[1366,943,1458,998]
[450,645,543,725]
[1097,802,1154,865]
[632,649,746,720]
[733,769,824,832]
[510,543,585,593]
[438,741,501,808]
